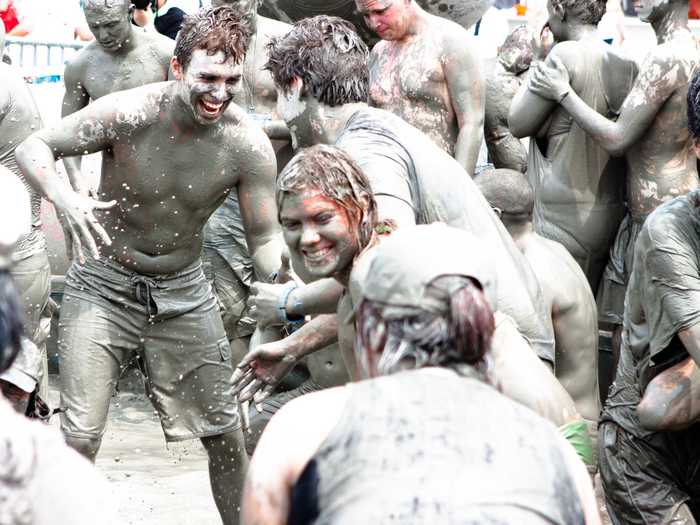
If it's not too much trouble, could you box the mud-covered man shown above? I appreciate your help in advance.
[0,52,51,416]
[359,0,484,173]
[241,16,555,398]
[594,70,700,525]
[16,7,282,524]
[62,0,174,196]
[476,169,600,451]
[529,0,699,340]
[509,0,637,295]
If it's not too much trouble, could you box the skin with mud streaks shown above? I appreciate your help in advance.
[360,0,484,173]
[476,168,600,422]
[62,0,174,195]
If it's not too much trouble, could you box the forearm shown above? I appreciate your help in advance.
[508,84,554,139]
[285,314,339,362]
[250,235,283,281]
[286,278,344,317]
[15,136,72,205]
[262,120,291,141]
[62,156,85,192]
[454,121,482,175]
[560,91,626,156]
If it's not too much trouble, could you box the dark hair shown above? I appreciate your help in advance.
[498,25,535,74]
[475,168,534,219]
[550,0,607,25]
[266,15,369,106]
[277,144,377,249]
[357,276,495,376]
[688,68,700,139]
[0,271,24,374]
[174,6,251,70]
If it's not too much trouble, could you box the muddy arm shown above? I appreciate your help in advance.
[444,32,484,173]
[60,57,92,194]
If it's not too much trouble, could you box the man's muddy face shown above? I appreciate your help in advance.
[178,49,242,125]
[85,4,131,52]
[356,0,411,41]
[634,0,669,22]
[280,190,359,280]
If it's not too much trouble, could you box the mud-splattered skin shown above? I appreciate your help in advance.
[362,0,484,173]
[513,224,600,421]
[17,51,281,277]
[62,0,173,194]
[529,1,699,220]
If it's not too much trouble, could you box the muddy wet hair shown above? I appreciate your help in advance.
[357,276,495,377]
[174,6,252,70]
[0,271,23,374]
[474,168,534,219]
[688,68,700,139]
[266,15,369,106]
[276,144,377,250]
[550,0,607,25]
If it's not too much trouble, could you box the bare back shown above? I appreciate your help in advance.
[520,233,600,421]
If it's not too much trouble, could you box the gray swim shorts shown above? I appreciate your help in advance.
[597,214,645,325]
[58,256,239,442]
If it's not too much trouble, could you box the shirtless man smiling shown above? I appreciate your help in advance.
[359,0,484,173]
[16,7,282,524]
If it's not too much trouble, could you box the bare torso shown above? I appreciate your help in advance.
[368,16,460,156]
[519,232,600,421]
[75,83,269,275]
[625,35,699,218]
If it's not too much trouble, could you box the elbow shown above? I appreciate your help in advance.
[607,141,626,158]
[637,398,682,432]
[507,112,529,139]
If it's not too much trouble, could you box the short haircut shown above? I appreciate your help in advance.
[83,0,130,10]
[266,15,369,106]
[498,25,535,75]
[474,168,534,218]
[688,68,700,139]
[550,0,607,25]
[174,6,251,70]
[276,144,377,249]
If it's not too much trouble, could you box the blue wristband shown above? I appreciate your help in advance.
[277,282,304,326]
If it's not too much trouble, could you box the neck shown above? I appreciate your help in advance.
[652,3,689,44]
[565,23,597,42]
[313,102,368,144]
[504,219,534,248]
[114,29,138,54]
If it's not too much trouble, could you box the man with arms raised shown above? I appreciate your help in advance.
[509,0,637,295]
[358,0,484,173]
[62,0,173,197]
[476,169,600,456]
[529,0,699,348]
[241,16,554,400]
[16,7,282,524]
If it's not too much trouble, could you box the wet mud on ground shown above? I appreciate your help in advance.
[48,369,220,525]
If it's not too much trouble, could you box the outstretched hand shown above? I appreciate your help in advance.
[232,338,297,405]
[54,191,117,264]
[529,54,571,102]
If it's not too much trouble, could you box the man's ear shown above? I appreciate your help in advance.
[693,137,700,160]
[170,56,183,80]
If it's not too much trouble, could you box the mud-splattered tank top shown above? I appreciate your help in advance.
[288,368,585,525]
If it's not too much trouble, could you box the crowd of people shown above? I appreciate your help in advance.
[2,0,700,524]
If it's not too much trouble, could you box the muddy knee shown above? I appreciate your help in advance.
[64,435,102,462]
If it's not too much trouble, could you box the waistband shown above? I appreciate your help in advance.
[71,255,204,285]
